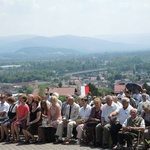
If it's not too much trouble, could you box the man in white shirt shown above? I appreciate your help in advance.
[118,108,145,150]
[96,95,118,148]
[109,97,133,149]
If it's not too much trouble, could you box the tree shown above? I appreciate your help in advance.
[58,82,62,87]
[96,76,100,81]
[18,84,34,94]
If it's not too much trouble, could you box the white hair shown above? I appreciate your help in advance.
[122,97,130,103]
[53,92,59,98]
[142,101,150,111]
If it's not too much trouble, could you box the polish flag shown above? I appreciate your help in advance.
[81,86,90,96]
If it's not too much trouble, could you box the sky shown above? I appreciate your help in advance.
[0,0,150,37]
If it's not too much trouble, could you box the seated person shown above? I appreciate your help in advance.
[109,97,133,149]
[0,94,9,123]
[47,95,62,128]
[83,97,102,146]
[76,96,91,144]
[11,94,29,143]
[22,99,42,143]
[118,108,145,150]
[54,96,80,144]
[0,96,17,142]
[141,101,150,148]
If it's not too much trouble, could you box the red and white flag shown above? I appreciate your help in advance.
[81,85,89,96]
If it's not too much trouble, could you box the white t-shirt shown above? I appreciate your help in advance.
[116,104,133,125]
[0,101,10,119]
[101,102,118,123]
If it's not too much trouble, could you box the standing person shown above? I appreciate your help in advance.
[118,108,145,150]
[54,96,80,144]
[22,99,42,144]
[0,96,17,142]
[11,94,29,143]
[109,97,133,149]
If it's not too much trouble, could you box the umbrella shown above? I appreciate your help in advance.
[125,83,142,93]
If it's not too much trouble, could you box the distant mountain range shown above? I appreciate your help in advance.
[0,34,150,61]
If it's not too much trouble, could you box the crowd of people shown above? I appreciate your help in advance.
[0,88,149,150]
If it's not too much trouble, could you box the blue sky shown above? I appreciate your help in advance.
[0,0,150,37]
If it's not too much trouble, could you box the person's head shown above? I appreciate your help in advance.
[122,97,130,109]
[93,97,102,108]
[112,96,118,103]
[0,94,7,103]
[111,91,115,96]
[105,95,113,106]
[27,94,34,103]
[65,95,71,102]
[82,96,88,106]
[120,90,124,94]
[142,93,147,101]
[68,96,74,105]
[52,92,59,98]
[135,88,140,94]
[7,96,15,104]
[34,95,41,102]
[41,95,47,101]
[101,92,105,97]
[51,95,58,105]
[32,99,39,109]
[130,108,138,118]
[142,101,150,114]
[18,93,23,101]
[77,96,83,106]
[20,94,28,103]
[40,100,48,114]
[40,100,48,109]
[142,89,147,93]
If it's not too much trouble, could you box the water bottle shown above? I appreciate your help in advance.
[42,117,47,127]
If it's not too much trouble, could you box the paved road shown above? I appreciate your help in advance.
[0,141,112,150]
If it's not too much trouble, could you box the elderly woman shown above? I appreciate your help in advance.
[141,101,150,148]
[0,96,17,142]
[47,95,62,128]
[83,97,102,146]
